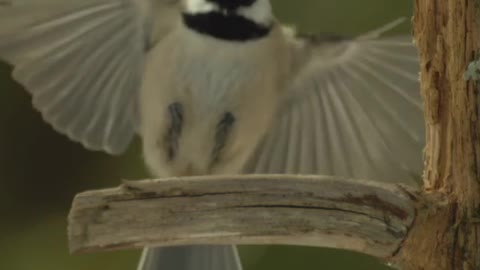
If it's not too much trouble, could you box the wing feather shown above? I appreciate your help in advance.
[245,21,424,186]
[0,0,178,153]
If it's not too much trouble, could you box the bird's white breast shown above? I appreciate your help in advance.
[173,28,274,114]
[140,23,288,177]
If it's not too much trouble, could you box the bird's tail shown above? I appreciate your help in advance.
[137,245,243,270]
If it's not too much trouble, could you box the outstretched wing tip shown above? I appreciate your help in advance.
[246,21,424,185]
[0,0,155,155]
[35,104,132,155]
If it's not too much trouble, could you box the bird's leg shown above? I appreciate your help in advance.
[164,102,184,161]
[211,112,236,166]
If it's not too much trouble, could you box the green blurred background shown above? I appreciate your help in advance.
[0,1,413,269]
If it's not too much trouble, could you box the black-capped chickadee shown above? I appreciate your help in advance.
[0,0,424,269]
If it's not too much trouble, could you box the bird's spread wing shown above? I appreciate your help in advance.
[0,0,179,154]
[244,19,424,186]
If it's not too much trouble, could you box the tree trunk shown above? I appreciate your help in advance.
[398,1,480,269]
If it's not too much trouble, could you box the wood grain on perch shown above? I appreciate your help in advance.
[68,175,418,259]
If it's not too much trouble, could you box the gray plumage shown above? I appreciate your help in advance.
[138,245,242,270]
[245,23,423,186]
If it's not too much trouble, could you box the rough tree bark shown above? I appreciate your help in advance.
[396,1,480,269]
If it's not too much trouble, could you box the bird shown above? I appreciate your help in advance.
[0,0,424,270]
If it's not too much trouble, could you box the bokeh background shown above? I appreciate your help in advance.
[0,1,413,269]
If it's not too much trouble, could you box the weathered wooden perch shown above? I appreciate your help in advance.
[68,175,418,259]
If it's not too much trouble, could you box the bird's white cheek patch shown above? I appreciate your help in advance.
[185,0,220,14]
[236,0,272,26]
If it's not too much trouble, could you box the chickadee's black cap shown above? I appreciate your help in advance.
[206,0,256,10]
